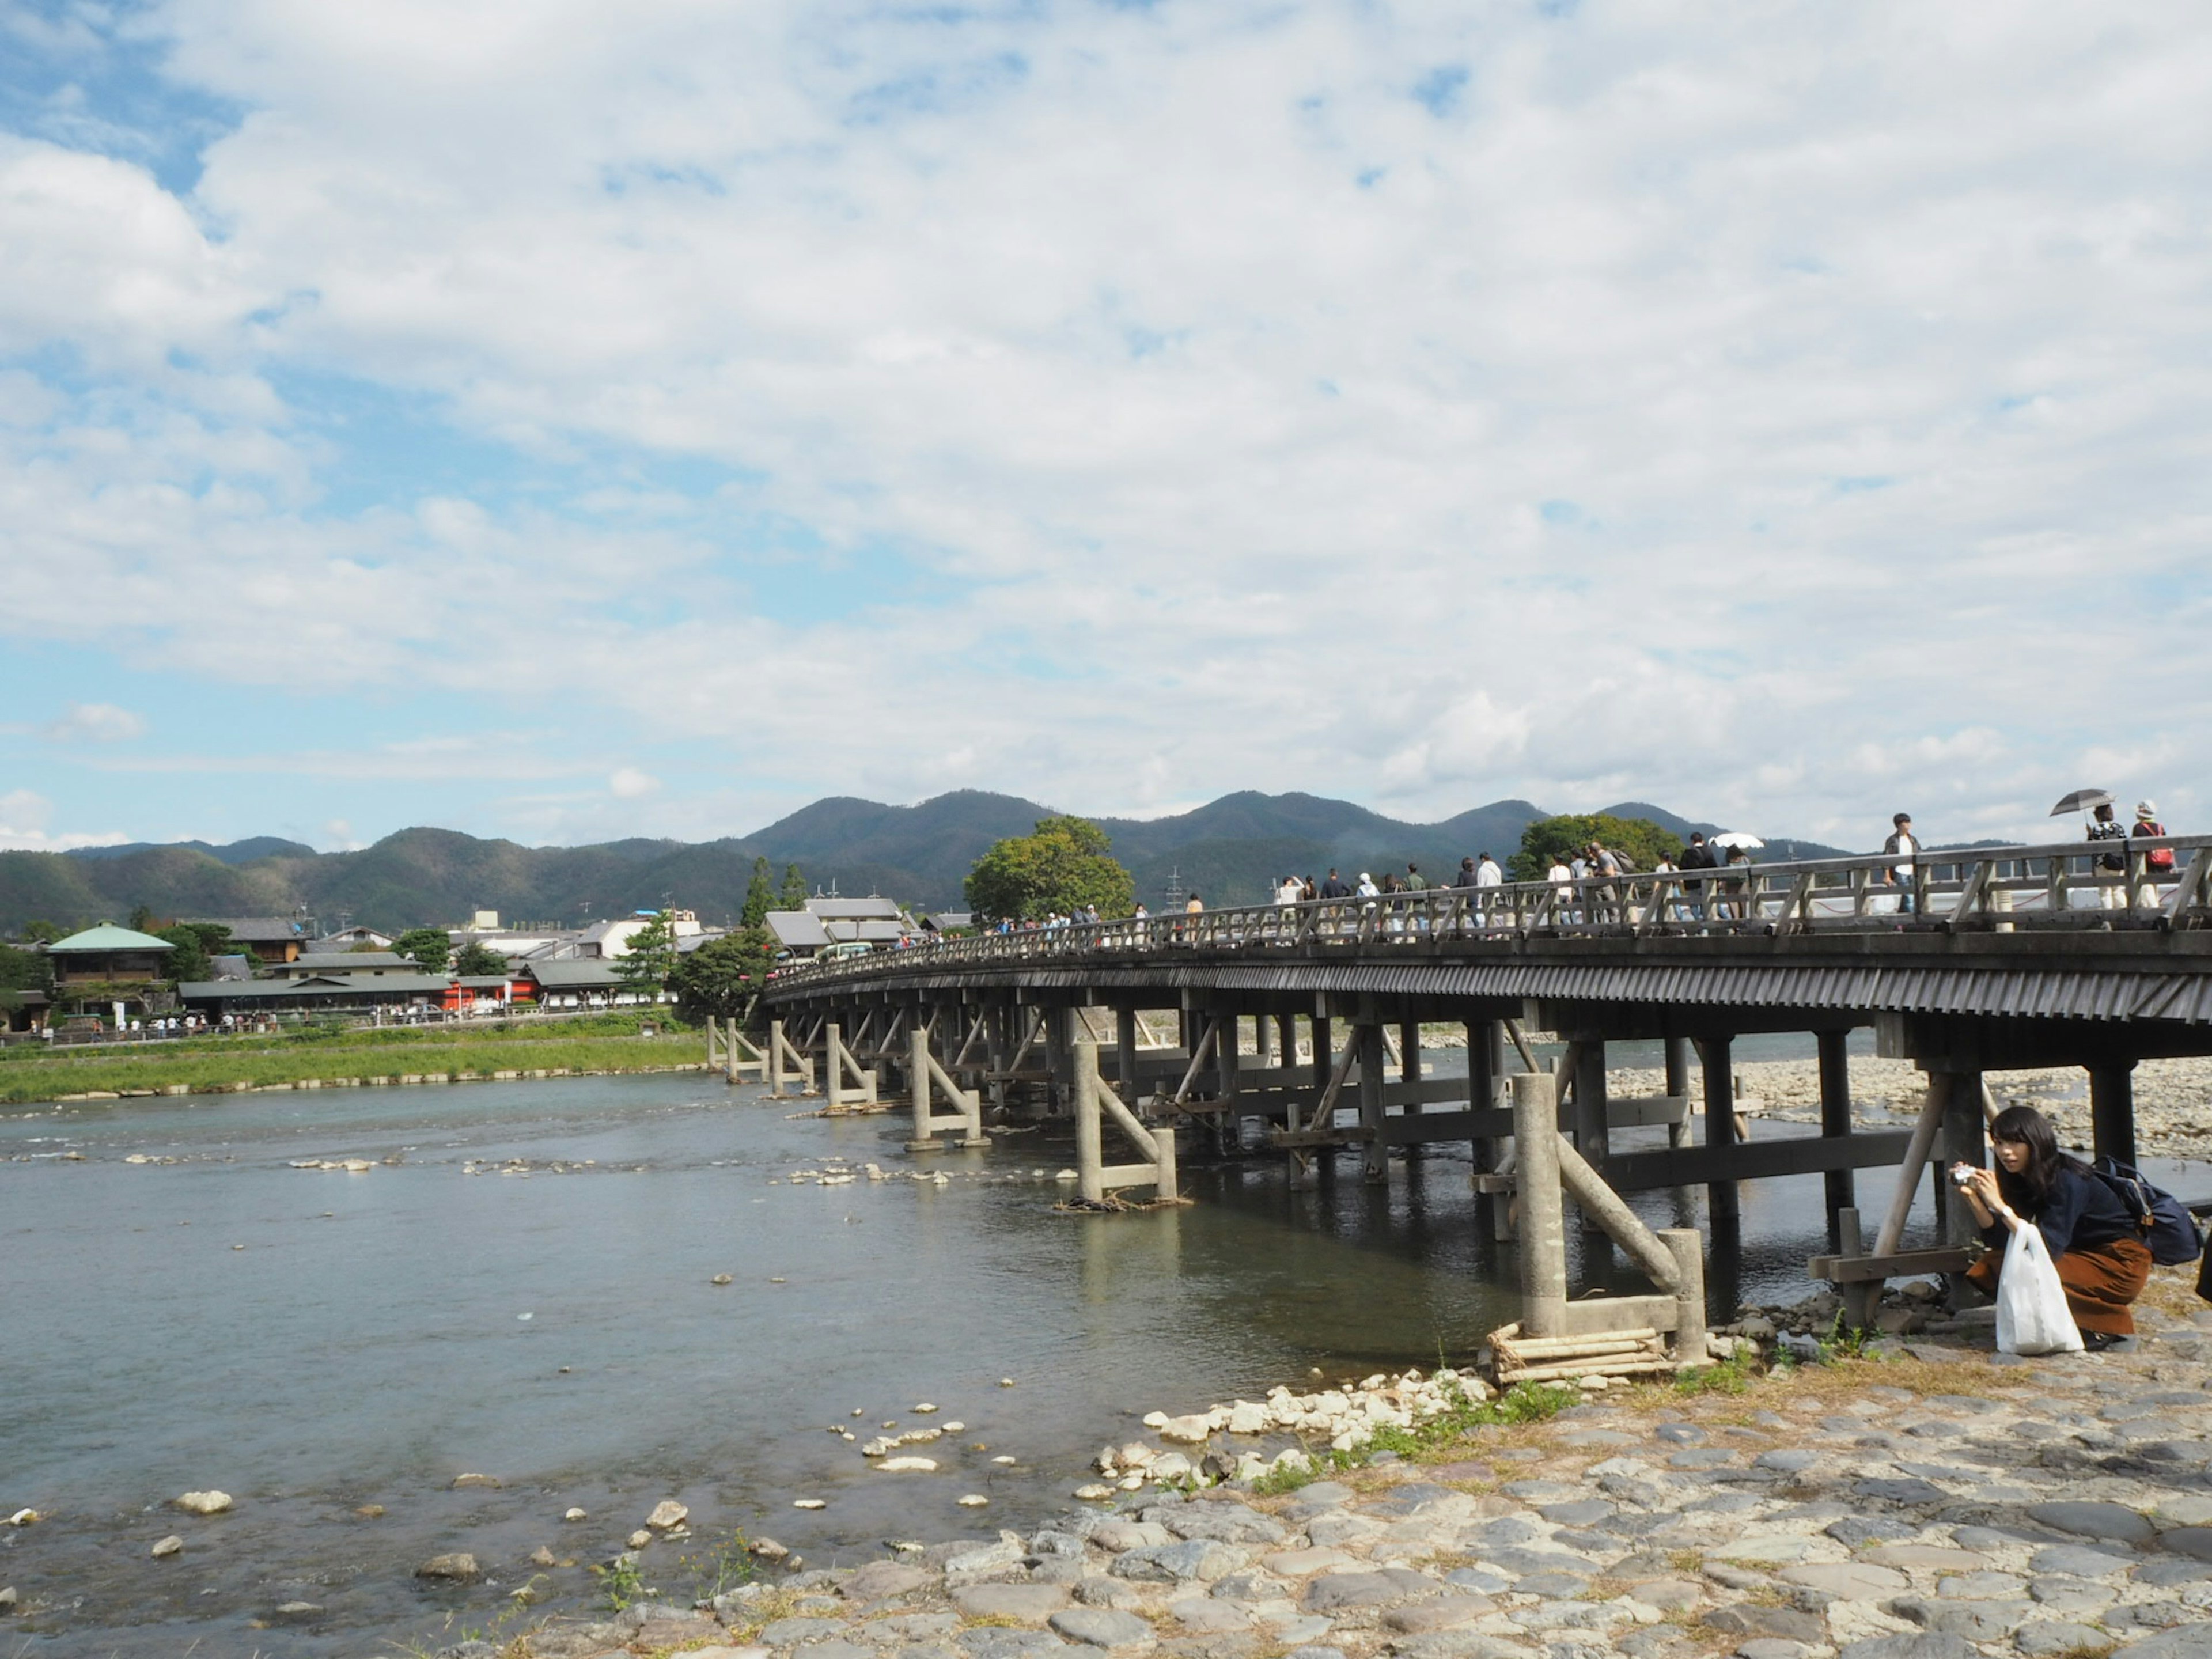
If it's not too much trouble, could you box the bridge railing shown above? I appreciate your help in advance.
[766,832,2212,990]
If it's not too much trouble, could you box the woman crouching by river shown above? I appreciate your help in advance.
[1952,1104,2150,1352]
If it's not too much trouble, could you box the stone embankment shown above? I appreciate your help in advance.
[404,1310,2212,1659]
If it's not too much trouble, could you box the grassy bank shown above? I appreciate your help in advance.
[0,1012,717,1104]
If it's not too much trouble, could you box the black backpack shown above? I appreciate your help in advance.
[2089,1156,2203,1266]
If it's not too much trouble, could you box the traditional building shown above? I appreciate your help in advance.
[44,925,176,985]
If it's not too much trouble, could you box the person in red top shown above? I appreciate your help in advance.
[2134,800,2173,908]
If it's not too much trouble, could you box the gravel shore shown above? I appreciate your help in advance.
[450,1295,2212,1659]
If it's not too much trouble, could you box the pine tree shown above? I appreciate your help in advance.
[778,863,808,910]
[743,856,776,927]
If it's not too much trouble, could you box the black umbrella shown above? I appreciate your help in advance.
[2050,788,2113,817]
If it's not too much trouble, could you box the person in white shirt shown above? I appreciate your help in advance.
[1882,812,1918,915]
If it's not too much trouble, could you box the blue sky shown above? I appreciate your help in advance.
[2,1,2208,855]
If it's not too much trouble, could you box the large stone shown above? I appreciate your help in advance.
[2030,1543,2138,1577]
[2029,1576,2116,1613]
[2157,1527,2212,1560]
[1378,1596,1490,1634]
[415,1553,480,1580]
[2025,1502,2157,1546]
[953,1585,1071,1625]
[1158,1416,1214,1445]
[174,1491,233,1515]
[2117,1630,2212,1656]
[846,1562,933,1603]
[1836,1637,1981,1659]
[1303,1571,1422,1611]
[1262,1549,1358,1578]
[1861,1546,1987,1574]
[1074,1580,1145,1612]
[1157,1505,1286,1546]
[1048,1609,1156,1650]
[1854,1479,1949,1508]
[1093,1522,1172,1554]
[647,1499,690,1528]
[1111,1541,1247,1583]
[1279,1483,1355,1521]
[2013,1625,2116,1658]
[1884,1596,2032,1641]
[1703,1606,1824,1642]
[956,1628,1072,1659]
[1381,1637,1531,1659]
[1162,1599,1250,1634]
[1779,1562,1908,1599]
[1934,1571,2025,1600]
[150,1535,184,1558]
[758,1618,850,1646]
[947,1535,1032,1586]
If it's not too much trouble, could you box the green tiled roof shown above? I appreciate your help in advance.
[47,925,176,953]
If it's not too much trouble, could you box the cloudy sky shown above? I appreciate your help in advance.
[2,2,2206,856]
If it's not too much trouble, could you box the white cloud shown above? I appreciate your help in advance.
[44,702,147,743]
[0,788,129,851]
[0,5,2208,846]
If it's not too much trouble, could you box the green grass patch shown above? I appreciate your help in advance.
[0,1012,712,1104]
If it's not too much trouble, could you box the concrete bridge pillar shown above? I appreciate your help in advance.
[2089,1060,2137,1167]
[1940,1066,1986,1247]
[1278,1014,1298,1067]
[1817,1029,1855,1250]
[1115,1006,1138,1098]
[1359,1024,1388,1183]
[1696,1036,1740,1240]
[1664,1037,1691,1150]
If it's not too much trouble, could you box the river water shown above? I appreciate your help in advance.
[2,1042,2196,1654]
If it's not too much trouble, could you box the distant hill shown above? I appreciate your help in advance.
[66,835,316,865]
[0,791,1857,933]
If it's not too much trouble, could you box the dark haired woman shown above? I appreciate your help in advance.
[1952,1104,2149,1351]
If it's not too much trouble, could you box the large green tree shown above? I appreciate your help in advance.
[777,863,809,910]
[964,816,1135,922]
[741,857,776,927]
[156,925,217,984]
[393,927,453,974]
[671,925,773,1022]
[453,940,510,977]
[0,943,51,995]
[1507,814,1685,884]
[615,911,679,991]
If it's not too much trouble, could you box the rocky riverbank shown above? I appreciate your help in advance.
[1613,1055,2212,1165]
[335,1282,2212,1659]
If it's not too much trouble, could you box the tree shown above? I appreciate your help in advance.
[964,815,1135,923]
[742,857,776,927]
[453,941,509,977]
[1507,814,1685,884]
[671,925,773,1022]
[156,926,214,984]
[128,903,160,934]
[615,911,678,991]
[20,919,65,945]
[394,927,453,974]
[777,863,809,910]
[0,944,51,995]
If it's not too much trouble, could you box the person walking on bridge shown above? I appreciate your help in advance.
[2133,801,2173,909]
[2088,802,2130,910]
[1882,813,1918,916]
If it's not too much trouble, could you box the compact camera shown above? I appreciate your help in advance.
[1949,1166,1978,1188]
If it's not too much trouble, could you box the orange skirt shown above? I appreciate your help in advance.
[1966,1234,2152,1336]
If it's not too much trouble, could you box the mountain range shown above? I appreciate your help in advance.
[0,791,1851,934]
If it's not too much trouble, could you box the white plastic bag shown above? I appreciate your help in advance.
[1994,1224,2084,1356]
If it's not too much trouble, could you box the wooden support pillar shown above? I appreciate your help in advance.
[1255,1014,1274,1066]
[1664,1037,1691,1150]
[1216,1010,1240,1099]
[2089,1060,2137,1168]
[1940,1067,1986,1248]
[1359,1024,1387,1183]
[1115,1006,1138,1097]
[1512,1070,1567,1339]
[1573,1040,1609,1171]
[1817,1029,1855,1251]
[1043,1005,1070,1113]
[1399,1021,1419,1085]
[1310,1016,1332,1090]
[1697,1036,1739,1235]
[1278,1014,1297,1065]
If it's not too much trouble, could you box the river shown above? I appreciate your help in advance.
[0,1038,2169,1654]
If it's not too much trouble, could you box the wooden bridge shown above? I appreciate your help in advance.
[758,832,2212,1346]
